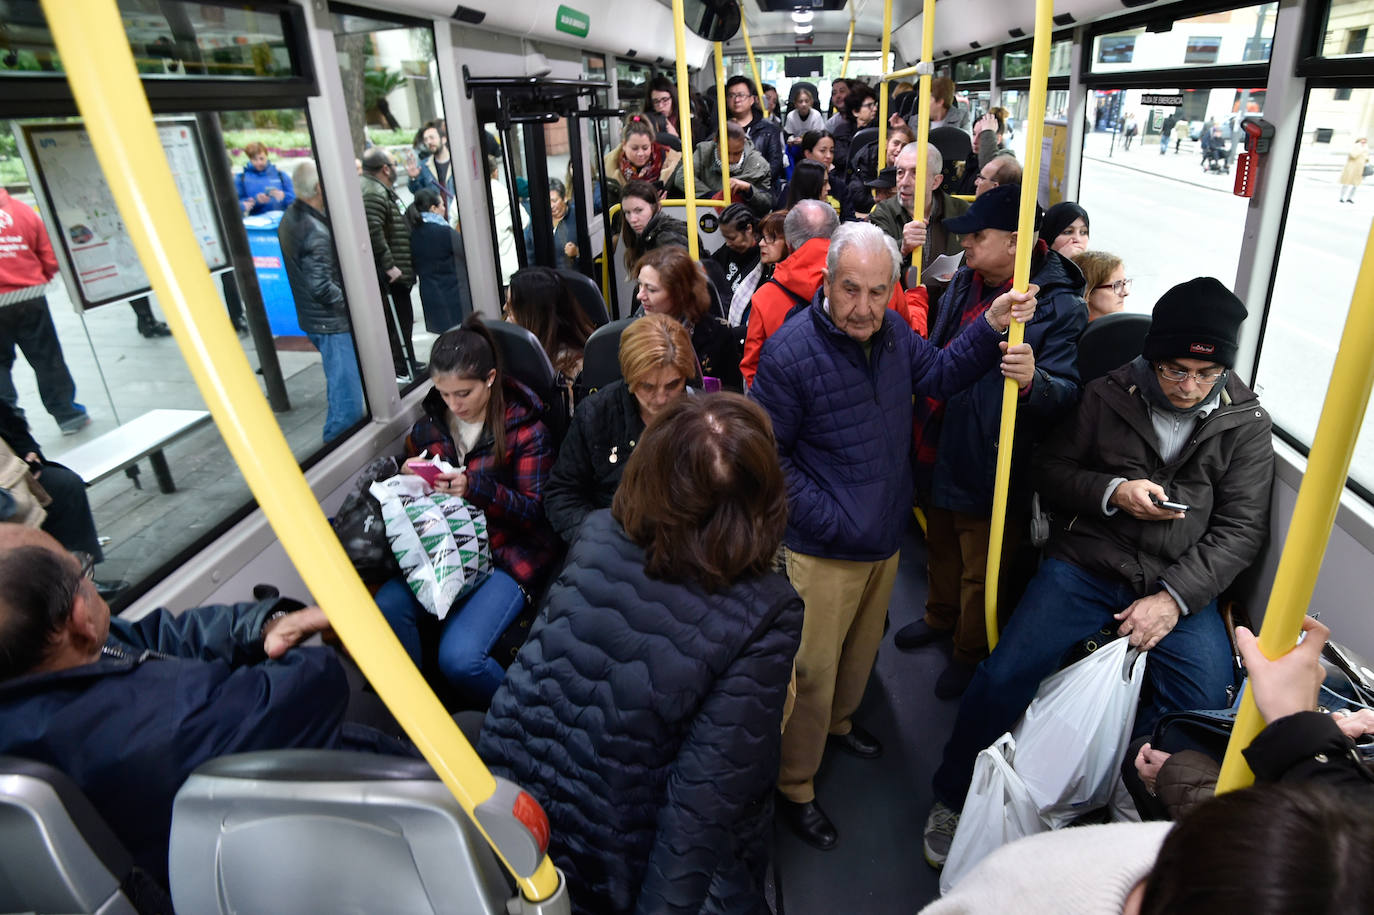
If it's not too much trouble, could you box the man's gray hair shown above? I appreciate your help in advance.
[899,141,943,175]
[826,222,901,286]
[292,159,321,199]
[783,199,839,250]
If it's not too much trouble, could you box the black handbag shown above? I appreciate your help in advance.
[331,456,402,583]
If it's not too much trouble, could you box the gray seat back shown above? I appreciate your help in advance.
[169,750,511,915]
[556,268,611,328]
[1077,311,1152,383]
[0,756,139,915]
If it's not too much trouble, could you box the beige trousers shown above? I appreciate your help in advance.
[777,549,901,803]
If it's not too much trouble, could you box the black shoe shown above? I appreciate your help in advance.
[777,795,837,851]
[934,659,977,700]
[138,319,172,338]
[95,579,129,602]
[828,724,882,759]
[894,619,953,651]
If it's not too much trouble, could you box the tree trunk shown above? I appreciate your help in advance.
[338,32,370,154]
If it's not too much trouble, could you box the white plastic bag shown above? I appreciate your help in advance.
[370,475,491,619]
[939,734,1043,895]
[1011,637,1146,828]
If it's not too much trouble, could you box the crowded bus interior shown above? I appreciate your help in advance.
[3,0,1374,911]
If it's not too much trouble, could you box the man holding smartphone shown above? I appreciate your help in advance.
[924,277,1275,868]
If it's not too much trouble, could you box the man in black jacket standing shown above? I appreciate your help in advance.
[923,278,1274,867]
[279,160,365,443]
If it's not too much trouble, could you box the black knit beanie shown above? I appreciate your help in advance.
[1142,277,1248,368]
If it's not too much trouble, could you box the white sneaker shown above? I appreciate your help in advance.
[923,801,960,868]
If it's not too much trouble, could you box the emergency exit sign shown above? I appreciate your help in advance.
[555,5,590,37]
[1141,94,1184,106]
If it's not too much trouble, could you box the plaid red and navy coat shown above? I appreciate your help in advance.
[406,378,561,593]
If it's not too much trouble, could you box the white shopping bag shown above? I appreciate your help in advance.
[1011,637,1146,828]
[939,734,1043,895]
[370,475,492,619]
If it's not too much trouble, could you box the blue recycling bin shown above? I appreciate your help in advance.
[242,210,304,337]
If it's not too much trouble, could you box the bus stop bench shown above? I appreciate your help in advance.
[57,409,213,494]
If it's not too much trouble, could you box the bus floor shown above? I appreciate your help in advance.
[772,521,954,912]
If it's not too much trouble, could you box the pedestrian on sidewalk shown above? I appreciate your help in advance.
[0,188,88,435]
[1123,113,1138,151]
[1172,117,1190,154]
[1339,137,1368,203]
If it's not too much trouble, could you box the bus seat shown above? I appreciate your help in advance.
[1076,312,1152,384]
[699,259,730,321]
[168,751,514,915]
[930,126,973,176]
[0,755,150,915]
[557,268,611,328]
[580,317,635,395]
[482,318,570,447]
[656,132,682,152]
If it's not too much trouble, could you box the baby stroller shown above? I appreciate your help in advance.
[1201,127,1229,174]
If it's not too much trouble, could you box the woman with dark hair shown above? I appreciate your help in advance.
[410,186,473,334]
[544,314,696,543]
[603,114,681,212]
[548,178,578,271]
[504,265,596,384]
[785,159,833,210]
[635,245,742,390]
[375,315,560,705]
[709,203,761,299]
[619,179,690,270]
[729,210,789,327]
[830,82,878,171]
[800,130,852,219]
[1040,201,1091,259]
[645,75,694,139]
[480,393,804,915]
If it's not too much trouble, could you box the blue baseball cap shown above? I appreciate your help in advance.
[943,184,1023,234]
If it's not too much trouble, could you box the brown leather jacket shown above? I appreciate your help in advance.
[1034,363,1274,612]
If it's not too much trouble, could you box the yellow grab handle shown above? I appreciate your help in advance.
[715,42,731,207]
[44,0,559,900]
[672,0,699,259]
[1216,218,1374,792]
[984,0,1053,654]
[909,0,935,281]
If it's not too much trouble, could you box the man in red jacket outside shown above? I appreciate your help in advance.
[741,200,928,387]
[0,189,88,434]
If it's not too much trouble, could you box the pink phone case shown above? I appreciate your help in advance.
[407,461,442,485]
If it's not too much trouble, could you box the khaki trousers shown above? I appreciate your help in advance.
[924,506,1033,665]
[778,549,901,803]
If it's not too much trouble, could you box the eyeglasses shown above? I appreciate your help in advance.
[860,100,877,110]
[651,95,673,107]
[726,91,753,100]
[1094,278,1133,296]
[72,551,96,581]
[1154,363,1226,385]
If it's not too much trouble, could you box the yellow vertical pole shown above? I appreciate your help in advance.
[42,0,561,900]
[672,0,699,259]
[984,0,1053,653]
[739,9,767,121]
[1216,221,1374,793]
[878,0,892,178]
[840,2,855,78]
[715,41,732,207]
[909,0,935,280]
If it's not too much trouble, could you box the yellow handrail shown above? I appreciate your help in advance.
[1216,220,1374,793]
[884,63,924,82]
[715,42,731,206]
[672,0,699,259]
[912,0,935,279]
[739,10,768,121]
[840,2,856,79]
[43,0,561,902]
[877,0,892,186]
[984,0,1052,653]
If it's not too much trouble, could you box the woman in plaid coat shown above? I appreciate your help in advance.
[376,316,561,705]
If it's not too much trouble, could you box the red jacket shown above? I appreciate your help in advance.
[0,189,58,297]
[740,237,922,387]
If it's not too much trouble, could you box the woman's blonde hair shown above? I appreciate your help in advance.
[1073,250,1123,294]
[619,313,697,388]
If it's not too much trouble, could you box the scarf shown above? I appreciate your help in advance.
[619,144,667,184]
[420,211,448,227]
[1128,356,1227,418]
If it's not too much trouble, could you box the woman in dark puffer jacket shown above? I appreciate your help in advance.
[479,393,803,915]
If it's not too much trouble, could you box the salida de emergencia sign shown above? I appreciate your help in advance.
[555,5,590,38]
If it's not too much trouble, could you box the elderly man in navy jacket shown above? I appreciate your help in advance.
[0,525,406,888]
[751,222,1036,850]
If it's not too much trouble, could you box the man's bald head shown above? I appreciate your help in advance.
[0,524,104,681]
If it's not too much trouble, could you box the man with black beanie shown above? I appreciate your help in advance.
[922,276,1274,869]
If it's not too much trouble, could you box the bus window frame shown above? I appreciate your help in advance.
[1297,0,1374,77]
[1080,0,1276,87]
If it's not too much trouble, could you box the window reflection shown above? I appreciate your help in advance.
[1323,0,1374,58]
[1091,3,1277,72]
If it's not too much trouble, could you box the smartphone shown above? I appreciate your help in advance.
[1149,493,1189,512]
[406,460,443,486]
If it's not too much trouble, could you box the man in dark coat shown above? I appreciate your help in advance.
[923,278,1274,868]
[894,185,1087,698]
[360,147,420,378]
[751,222,1036,851]
[0,525,406,887]
[278,160,365,443]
